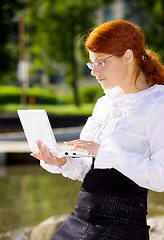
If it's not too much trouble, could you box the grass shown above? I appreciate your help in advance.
[0,103,95,115]
[148,190,164,217]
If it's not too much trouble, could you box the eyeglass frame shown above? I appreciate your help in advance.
[86,54,116,70]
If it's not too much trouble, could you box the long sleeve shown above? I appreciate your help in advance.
[40,84,164,190]
[96,95,164,192]
[40,156,92,181]
[40,97,104,181]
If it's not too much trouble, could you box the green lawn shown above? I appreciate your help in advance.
[0,103,94,115]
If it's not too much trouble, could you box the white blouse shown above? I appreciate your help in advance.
[40,84,164,192]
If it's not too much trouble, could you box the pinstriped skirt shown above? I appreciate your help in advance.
[50,169,150,240]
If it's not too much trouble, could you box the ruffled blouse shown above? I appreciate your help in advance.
[40,84,164,192]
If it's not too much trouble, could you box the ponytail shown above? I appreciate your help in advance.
[141,50,164,86]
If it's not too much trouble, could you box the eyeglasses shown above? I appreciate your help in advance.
[86,54,115,70]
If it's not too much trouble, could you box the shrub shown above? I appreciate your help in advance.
[0,86,21,104]
[0,85,104,106]
[79,85,104,103]
[27,86,58,105]
[0,85,61,105]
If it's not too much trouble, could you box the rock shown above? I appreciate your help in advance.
[148,216,164,240]
[2,215,163,240]
[0,228,32,240]
[30,215,164,240]
[30,214,68,240]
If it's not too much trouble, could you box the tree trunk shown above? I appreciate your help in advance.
[69,25,80,107]
[71,59,80,107]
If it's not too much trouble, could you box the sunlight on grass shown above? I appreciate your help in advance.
[0,103,94,115]
[148,190,164,217]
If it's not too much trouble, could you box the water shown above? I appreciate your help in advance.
[0,164,164,234]
[0,164,81,233]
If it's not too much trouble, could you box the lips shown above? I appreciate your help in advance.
[97,78,106,82]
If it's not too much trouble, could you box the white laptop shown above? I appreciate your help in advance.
[17,109,93,158]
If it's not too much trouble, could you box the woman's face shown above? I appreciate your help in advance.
[88,51,129,90]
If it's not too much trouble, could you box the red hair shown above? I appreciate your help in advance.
[85,20,164,86]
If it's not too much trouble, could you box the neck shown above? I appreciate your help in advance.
[121,68,150,94]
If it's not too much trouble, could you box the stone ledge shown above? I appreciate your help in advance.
[1,215,164,240]
[30,215,164,240]
[30,214,68,240]
[147,216,164,240]
[0,227,32,240]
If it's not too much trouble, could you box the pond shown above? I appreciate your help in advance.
[0,164,81,233]
[0,164,164,234]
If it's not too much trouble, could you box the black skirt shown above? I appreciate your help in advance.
[50,167,150,240]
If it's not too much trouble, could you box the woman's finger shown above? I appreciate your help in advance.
[65,139,88,145]
[66,140,100,155]
[65,140,90,147]
[36,141,53,161]
[31,152,41,160]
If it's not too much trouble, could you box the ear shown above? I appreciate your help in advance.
[124,49,134,63]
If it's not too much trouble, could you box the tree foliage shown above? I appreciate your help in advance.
[0,0,163,105]
[0,0,25,83]
[26,0,112,105]
[125,0,164,63]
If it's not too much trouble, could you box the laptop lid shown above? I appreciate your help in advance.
[17,109,61,154]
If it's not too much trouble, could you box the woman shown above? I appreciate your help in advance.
[32,20,164,239]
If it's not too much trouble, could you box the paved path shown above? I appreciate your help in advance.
[0,126,82,153]
[0,126,82,163]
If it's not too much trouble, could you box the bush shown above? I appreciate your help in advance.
[0,86,21,104]
[0,85,63,105]
[79,85,104,103]
[0,85,104,106]
[27,86,58,105]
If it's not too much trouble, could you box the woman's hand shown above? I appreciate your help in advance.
[65,139,100,156]
[31,140,67,167]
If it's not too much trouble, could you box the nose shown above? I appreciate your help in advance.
[90,65,99,77]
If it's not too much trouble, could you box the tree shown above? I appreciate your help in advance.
[26,0,113,106]
[125,0,164,63]
[0,0,25,83]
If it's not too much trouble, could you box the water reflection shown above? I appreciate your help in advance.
[0,164,81,233]
[0,166,6,177]
[0,152,7,177]
[1,164,164,234]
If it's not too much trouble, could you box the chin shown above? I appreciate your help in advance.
[100,83,117,90]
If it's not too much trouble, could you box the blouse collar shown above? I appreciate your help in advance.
[104,84,164,107]
[104,86,124,99]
